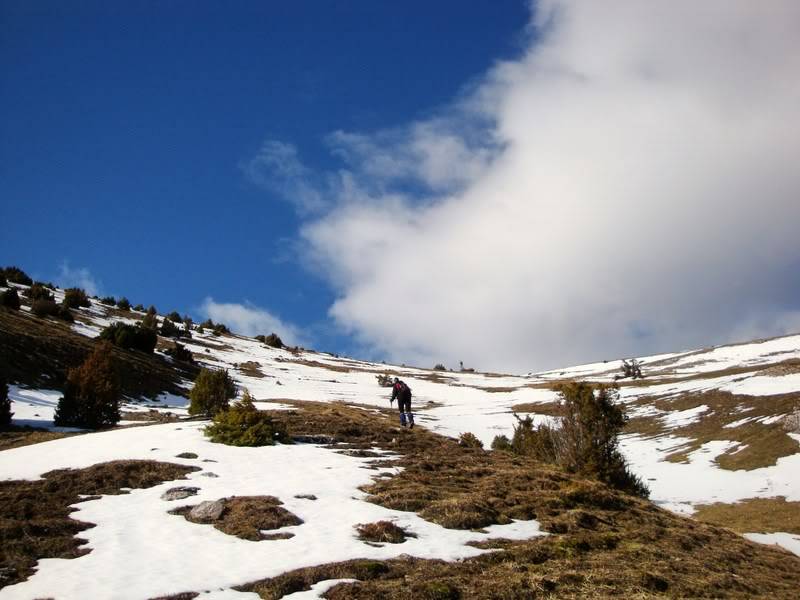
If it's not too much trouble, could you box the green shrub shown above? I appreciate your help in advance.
[116,297,131,311]
[458,432,483,449]
[160,318,179,337]
[205,391,289,446]
[166,311,183,323]
[140,312,159,331]
[54,342,120,429]
[165,342,194,363]
[0,376,12,426]
[32,299,59,318]
[2,266,32,286]
[100,296,116,306]
[146,305,158,315]
[0,288,21,310]
[490,434,512,451]
[63,287,91,308]
[263,333,283,348]
[213,322,230,335]
[199,318,214,329]
[508,383,649,498]
[254,335,265,343]
[0,272,6,287]
[189,368,237,417]
[24,283,54,303]
[99,322,157,353]
[133,303,145,312]
[433,363,446,371]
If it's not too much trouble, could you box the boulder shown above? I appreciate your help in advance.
[189,500,225,522]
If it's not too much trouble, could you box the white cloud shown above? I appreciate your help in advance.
[276,1,800,372]
[56,262,101,296]
[200,297,308,347]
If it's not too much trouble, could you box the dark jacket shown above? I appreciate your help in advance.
[391,381,412,404]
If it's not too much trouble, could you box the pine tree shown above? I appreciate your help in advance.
[0,376,12,426]
[189,368,236,417]
[54,342,121,429]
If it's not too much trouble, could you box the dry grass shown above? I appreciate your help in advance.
[231,402,800,599]
[625,390,800,470]
[0,460,198,589]
[693,497,800,535]
[238,361,266,378]
[0,425,75,451]
[510,401,564,417]
[171,496,302,541]
[356,521,415,544]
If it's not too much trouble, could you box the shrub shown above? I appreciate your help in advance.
[0,288,21,310]
[63,287,91,308]
[189,368,237,417]
[140,312,159,331]
[509,383,649,498]
[99,322,157,353]
[116,297,131,311]
[24,283,54,303]
[213,322,230,335]
[160,318,179,338]
[620,358,643,379]
[183,316,193,331]
[458,432,483,449]
[491,434,512,451]
[433,363,446,371]
[146,305,158,315]
[133,303,145,312]
[165,342,194,363]
[32,299,59,318]
[0,272,6,287]
[254,335,265,343]
[100,296,116,306]
[355,521,413,544]
[54,342,120,428]
[0,376,12,426]
[2,266,32,286]
[376,373,395,388]
[263,333,283,348]
[199,318,214,329]
[205,391,289,446]
[166,311,183,323]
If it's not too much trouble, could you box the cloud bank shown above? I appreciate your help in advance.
[254,1,800,372]
[200,298,308,347]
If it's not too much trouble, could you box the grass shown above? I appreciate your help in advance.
[625,390,800,470]
[356,521,415,544]
[237,361,265,378]
[0,424,75,451]
[171,496,302,541]
[231,401,800,599]
[510,401,564,416]
[693,497,800,535]
[0,460,198,589]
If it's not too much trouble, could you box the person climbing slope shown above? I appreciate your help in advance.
[389,377,414,428]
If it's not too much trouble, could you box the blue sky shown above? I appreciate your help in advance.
[1,0,528,355]
[3,1,800,372]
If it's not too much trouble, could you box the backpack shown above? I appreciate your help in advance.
[396,381,412,401]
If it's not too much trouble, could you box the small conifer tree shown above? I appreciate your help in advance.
[160,318,179,337]
[189,368,237,417]
[116,297,131,311]
[140,312,159,331]
[0,288,21,310]
[0,376,12,426]
[63,287,91,308]
[54,342,121,428]
[100,296,116,306]
[2,266,32,286]
[205,390,289,446]
[25,283,54,303]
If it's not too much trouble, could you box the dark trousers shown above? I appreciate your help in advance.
[398,397,411,414]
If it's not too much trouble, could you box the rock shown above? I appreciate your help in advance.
[175,452,198,459]
[189,500,225,522]
[161,486,200,501]
[200,472,219,478]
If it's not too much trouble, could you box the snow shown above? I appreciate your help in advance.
[7,385,83,432]
[721,373,800,396]
[743,532,800,557]
[661,404,709,427]
[0,422,546,599]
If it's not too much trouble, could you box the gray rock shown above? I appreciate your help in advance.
[189,500,225,522]
[161,486,200,501]
[200,472,219,478]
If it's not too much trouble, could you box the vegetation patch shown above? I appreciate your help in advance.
[356,521,415,544]
[237,361,265,378]
[0,460,198,589]
[693,497,800,535]
[510,401,563,416]
[0,425,75,451]
[205,392,290,446]
[171,496,302,541]
[625,390,800,470]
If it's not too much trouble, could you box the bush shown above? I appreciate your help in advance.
[433,363,446,371]
[509,383,649,498]
[189,368,237,417]
[24,283,54,303]
[263,333,283,348]
[205,391,289,446]
[140,312,159,331]
[100,296,116,306]
[376,373,395,388]
[99,322,157,353]
[160,318,179,338]
[146,305,158,315]
[165,342,194,363]
[0,288,21,310]
[620,358,643,379]
[116,297,131,311]
[133,303,145,312]
[166,311,183,323]
[54,342,120,429]
[0,376,12,426]
[63,287,91,308]
[491,434,512,451]
[2,266,32,286]
[213,322,230,335]
[0,272,6,287]
[32,299,59,318]
[458,432,483,449]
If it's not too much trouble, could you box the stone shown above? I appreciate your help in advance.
[161,486,200,501]
[189,500,225,522]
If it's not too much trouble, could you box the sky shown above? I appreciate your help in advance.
[2,1,800,373]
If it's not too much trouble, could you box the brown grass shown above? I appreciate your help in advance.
[693,497,800,535]
[0,425,76,451]
[230,401,800,599]
[625,390,800,470]
[0,460,198,589]
[356,521,414,544]
[171,496,302,541]
[510,401,564,417]
[238,361,266,378]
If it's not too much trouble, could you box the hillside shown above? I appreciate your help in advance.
[1,278,799,598]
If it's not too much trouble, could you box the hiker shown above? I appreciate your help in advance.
[389,377,414,428]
